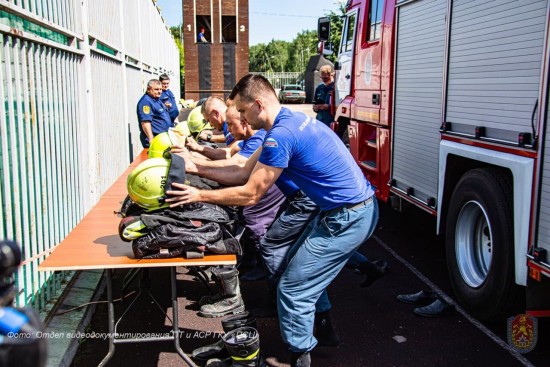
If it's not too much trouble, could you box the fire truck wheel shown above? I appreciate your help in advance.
[445,167,521,321]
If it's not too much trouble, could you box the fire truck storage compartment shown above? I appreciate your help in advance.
[392,0,446,205]
[536,82,550,262]
[444,0,546,143]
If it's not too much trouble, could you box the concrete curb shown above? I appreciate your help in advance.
[45,270,105,367]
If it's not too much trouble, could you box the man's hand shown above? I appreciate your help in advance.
[165,182,202,207]
[164,101,172,109]
[171,145,199,174]
[198,130,212,141]
[185,136,202,152]
[313,104,328,112]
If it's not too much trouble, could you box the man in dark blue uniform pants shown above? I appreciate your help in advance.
[166,75,378,367]
[136,79,173,148]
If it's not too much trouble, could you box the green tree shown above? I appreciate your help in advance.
[248,4,346,72]
[169,25,185,96]
[288,30,317,72]
[323,3,346,63]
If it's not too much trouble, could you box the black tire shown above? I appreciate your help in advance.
[445,168,521,321]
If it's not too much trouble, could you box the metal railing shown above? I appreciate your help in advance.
[250,71,304,89]
[0,0,179,312]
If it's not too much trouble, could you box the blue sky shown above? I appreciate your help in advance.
[155,0,343,45]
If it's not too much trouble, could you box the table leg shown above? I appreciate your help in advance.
[98,269,115,367]
[97,267,198,366]
[171,266,198,367]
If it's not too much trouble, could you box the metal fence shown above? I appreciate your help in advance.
[250,71,303,90]
[0,0,179,311]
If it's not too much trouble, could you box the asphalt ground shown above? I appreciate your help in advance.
[70,201,542,367]
[72,103,548,366]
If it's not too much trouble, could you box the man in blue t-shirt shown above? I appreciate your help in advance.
[136,79,173,148]
[159,74,180,121]
[176,105,286,281]
[166,75,378,367]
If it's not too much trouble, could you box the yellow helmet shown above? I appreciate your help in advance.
[148,130,185,158]
[174,121,191,138]
[187,106,213,135]
[127,158,171,211]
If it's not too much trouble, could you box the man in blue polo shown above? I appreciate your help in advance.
[200,96,236,146]
[136,79,173,148]
[159,74,180,122]
[166,74,378,367]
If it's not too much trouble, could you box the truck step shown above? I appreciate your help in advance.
[366,139,377,148]
[360,160,377,170]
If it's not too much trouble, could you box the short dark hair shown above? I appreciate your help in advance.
[159,74,170,82]
[229,74,276,103]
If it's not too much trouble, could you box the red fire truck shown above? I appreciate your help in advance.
[319,0,550,321]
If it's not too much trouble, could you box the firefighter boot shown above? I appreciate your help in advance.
[313,310,340,346]
[192,312,257,362]
[200,266,246,317]
[290,351,311,367]
[222,326,266,367]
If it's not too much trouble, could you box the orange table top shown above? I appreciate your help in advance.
[38,150,236,271]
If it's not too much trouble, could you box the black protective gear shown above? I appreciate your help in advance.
[221,327,266,367]
[192,312,257,362]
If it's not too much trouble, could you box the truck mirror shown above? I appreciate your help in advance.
[322,42,334,56]
[318,17,331,41]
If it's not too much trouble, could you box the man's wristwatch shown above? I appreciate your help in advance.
[206,133,212,142]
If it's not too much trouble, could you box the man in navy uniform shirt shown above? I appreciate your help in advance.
[136,79,173,148]
[159,74,180,122]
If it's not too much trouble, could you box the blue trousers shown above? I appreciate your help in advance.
[260,192,319,297]
[277,197,379,352]
[260,192,370,302]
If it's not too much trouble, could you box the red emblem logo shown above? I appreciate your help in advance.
[507,314,537,353]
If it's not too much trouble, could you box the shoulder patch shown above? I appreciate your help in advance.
[142,105,151,114]
[263,138,278,148]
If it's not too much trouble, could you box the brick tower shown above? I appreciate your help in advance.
[183,0,249,100]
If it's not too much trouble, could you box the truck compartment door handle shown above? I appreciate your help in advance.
[345,74,351,79]
[372,93,380,105]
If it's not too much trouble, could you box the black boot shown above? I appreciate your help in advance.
[357,259,388,287]
[200,266,245,317]
[192,312,257,362]
[222,326,266,367]
[313,311,340,346]
[290,351,311,367]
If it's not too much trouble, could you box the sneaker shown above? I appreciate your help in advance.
[413,298,454,317]
[396,290,437,305]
